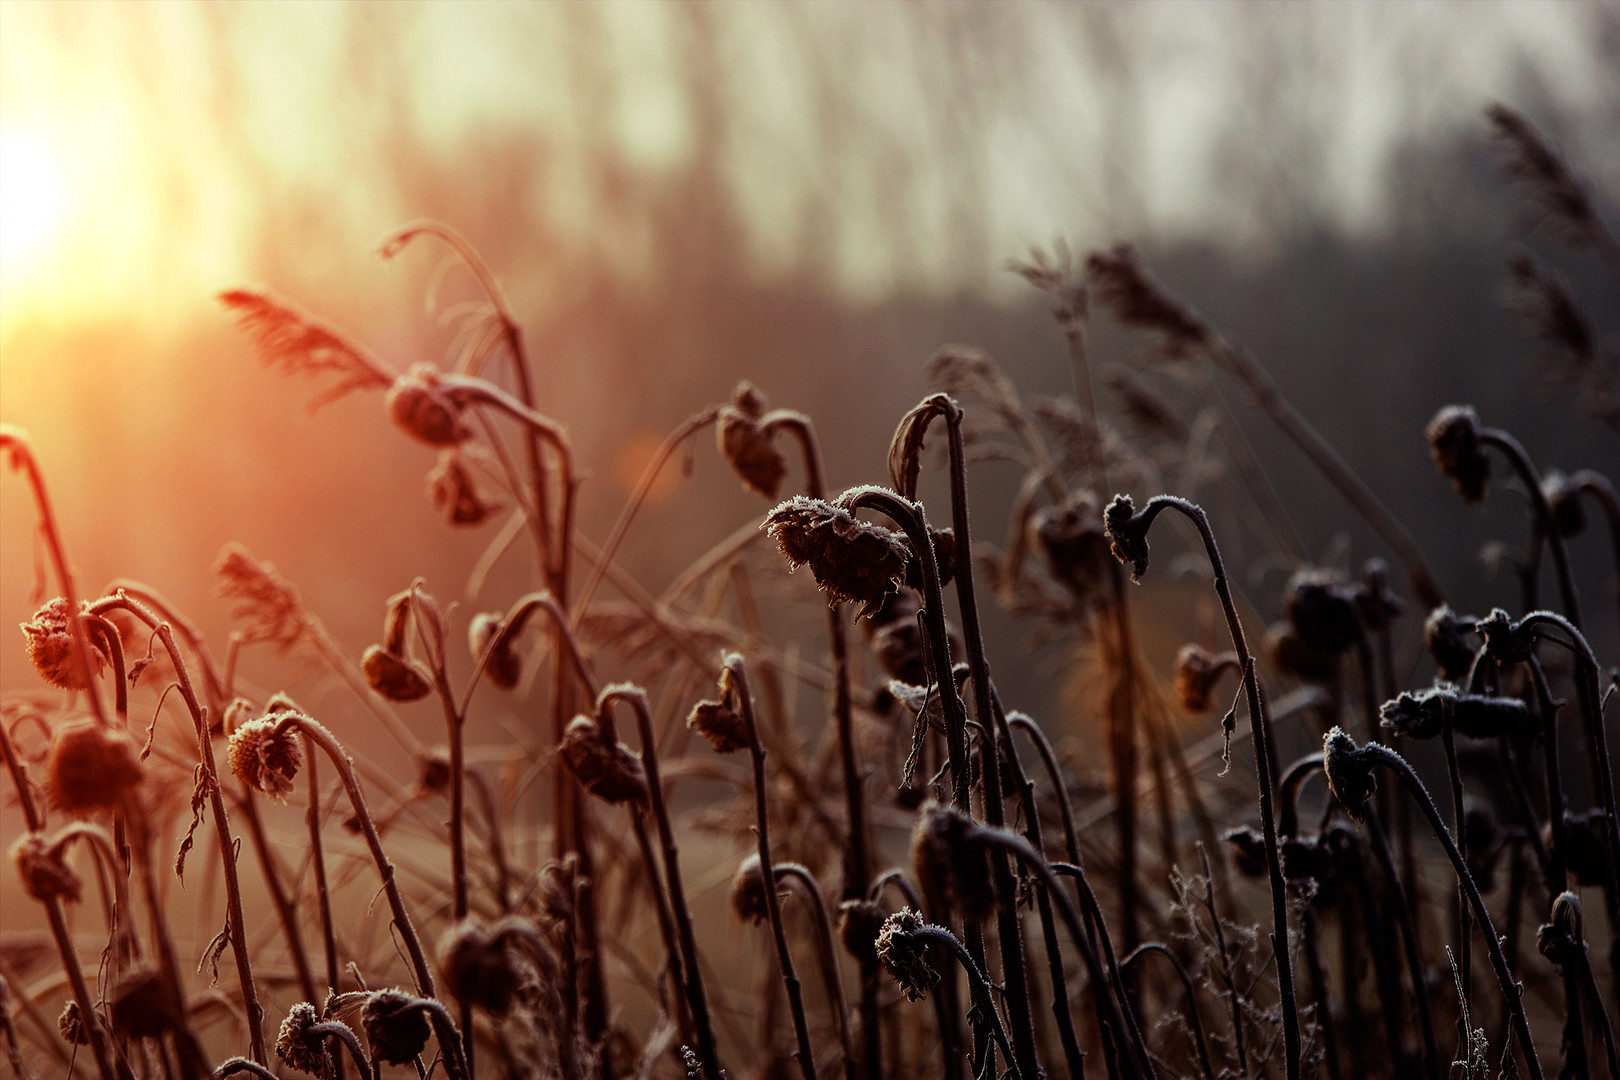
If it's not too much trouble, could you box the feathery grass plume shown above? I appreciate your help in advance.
[1426,405,1491,504]
[1541,471,1587,538]
[1006,240,1088,338]
[557,716,647,804]
[439,921,523,1015]
[428,450,502,527]
[763,491,911,618]
[717,381,787,499]
[1501,252,1618,430]
[227,716,303,802]
[1423,605,1478,681]
[11,834,80,903]
[276,1002,334,1077]
[217,286,394,412]
[1103,366,1192,444]
[910,802,994,922]
[20,599,105,690]
[361,990,433,1065]
[46,720,143,815]
[1487,104,1606,248]
[837,900,887,967]
[215,543,306,653]
[468,612,522,691]
[1085,243,1213,359]
[386,363,473,447]
[874,909,940,1002]
[729,854,771,925]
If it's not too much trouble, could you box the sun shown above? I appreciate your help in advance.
[0,132,66,278]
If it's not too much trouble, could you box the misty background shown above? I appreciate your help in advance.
[2,0,1617,722]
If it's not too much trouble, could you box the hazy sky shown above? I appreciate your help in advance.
[0,0,1615,336]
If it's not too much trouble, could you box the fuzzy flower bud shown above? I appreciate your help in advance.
[440,921,524,1015]
[1537,891,1584,968]
[729,854,771,925]
[1476,608,1534,666]
[228,715,303,801]
[557,717,647,804]
[11,834,81,903]
[1423,606,1478,682]
[361,645,432,702]
[20,598,106,691]
[361,990,433,1065]
[276,1002,335,1076]
[469,613,522,691]
[1103,494,1150,582]
[46,720,143,816]
[837,899,887,967]
[717,382,787,499]
[1322,727,1376,821]
[1426,405,1491,504]
[386,363,471,447]
[875,909,941,1002]
[763,493,912,618]
[911,802,994,923]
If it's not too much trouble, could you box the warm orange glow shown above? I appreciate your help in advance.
[0,132,64,279]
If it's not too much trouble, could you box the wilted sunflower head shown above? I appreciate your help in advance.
[763,494,910,618]
[46,720,143,816]
[228,715,304,802]
[20,598,105,691]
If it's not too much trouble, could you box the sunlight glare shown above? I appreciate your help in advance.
[0,133,65,278]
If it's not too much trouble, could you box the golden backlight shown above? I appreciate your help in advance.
[0,132,64,279]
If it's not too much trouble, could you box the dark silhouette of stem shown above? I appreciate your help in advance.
[774,863,857,1080]
[906,923,1024,1080]
[1120,944,1217,1080]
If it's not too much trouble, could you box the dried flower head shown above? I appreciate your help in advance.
[717,382,787,499]
[215,544,306,654]
[57,1000,95,1046]
[46,720,143,815]
[875,908,941,1002]
[1423,606,1478,682]
[1322,728,1375,821]
[910,802,993,922]
[469,613,521,691]
[1264,622,1338,685]
[1541,470,1586,538]
[1085,244,1212,359]
[11,834,81,903]
[429,451,501,527]
[110,968,175,1040]
[1033,492,1112,601]
[1537,891,1585,968]
[20,598,105,690]
[729,854,771,925]
[558,716,647,804]
[361,990,433,1065]
[1174,644,1234,713]
[1426,405,1491,504]
[1561,809,1613,887]
[418,747,452,794]
[1380,686,1531,742]
[218,287,392,411]
[1352,559,1403,633]
[1283,570,1362,656]
[386,363,472,447]
[1476,608,1534,667]
[763,493,911,618]
[1103,494,1150,582]
[361,645,432,702]
[276,1002,335,1076]
[688,698,748,756]
[1223,826,1268,879]
[837,899,887,967]
[228,715,303,801]
[440,921,524,1015]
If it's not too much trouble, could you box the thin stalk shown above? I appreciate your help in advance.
[630,810,693,1045]
[1363,813,1442,1080]
[1114,495,1299,1080]
[1565,469,1620,633]
[1479,428,1581,627]
[309,1021,376,1080]
[726,657,817,1080]
[774,863,857,1080]
[233,785,319,1006]
[869,873,962,1080]
[597,686,721,1080]
[268,714,436,998]
[90,593,265,1064]
[906,924,1024,1080]
[304,738,343,1080]
[1351,740,1547,1080]
[1119,944,1218,1080]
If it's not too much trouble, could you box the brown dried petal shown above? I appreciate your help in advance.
[558,717,647,804]
[361,990,432,1065]
[228,716,303,801]
[361,646,432,702]
[688,699,749,755]
[276,1001,334,1076]
[440,922,523,1015]
[11,834,81,903]
[717,407,787,499]
[386,364,471,447]
[47,720,143,816]
[20,599,105,691]
[875,909,940,1002]
[469,613,522,691]
[763,495,911,618]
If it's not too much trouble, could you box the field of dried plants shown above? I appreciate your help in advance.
[2,104,1617,1080]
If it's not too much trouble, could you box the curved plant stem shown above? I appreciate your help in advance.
[1565,469,1620,632]
[309,1020,376,1080]
[774,863,857,1080]
[869,872,962,1080]
[1117,495,1299,1080]
[269,714,435,999]
[1479,428,1581,628]
[1120,944,1217,1080]
[906,923,1024,1080]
